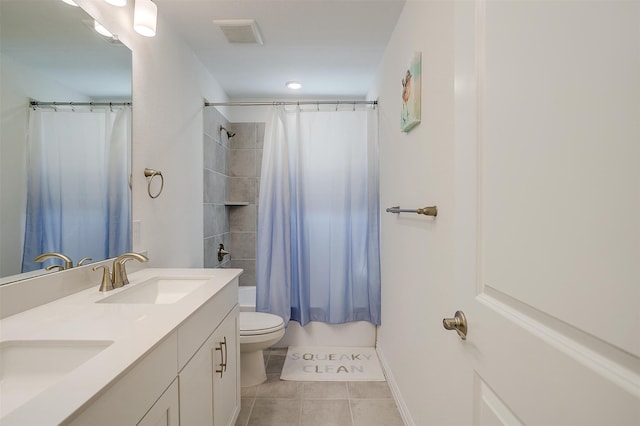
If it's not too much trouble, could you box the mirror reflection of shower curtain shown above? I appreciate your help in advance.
[21,107,131,272]
[256,105,381,326]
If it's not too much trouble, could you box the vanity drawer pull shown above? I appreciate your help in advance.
[215,336,227,377]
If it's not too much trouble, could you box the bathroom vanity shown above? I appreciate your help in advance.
[0,268,241,426]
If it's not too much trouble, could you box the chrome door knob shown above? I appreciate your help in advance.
[443,310,468,340]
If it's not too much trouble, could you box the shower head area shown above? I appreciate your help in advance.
[220,125,236,139]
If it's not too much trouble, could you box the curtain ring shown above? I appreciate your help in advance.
[144,168,164,199]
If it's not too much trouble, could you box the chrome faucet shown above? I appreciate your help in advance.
[34,252,73,270]
[112,252,149,288]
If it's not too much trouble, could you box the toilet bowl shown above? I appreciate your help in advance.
[239,311,285,387]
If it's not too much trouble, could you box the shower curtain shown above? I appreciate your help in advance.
[21,107,131,272]
[256,105,381,326]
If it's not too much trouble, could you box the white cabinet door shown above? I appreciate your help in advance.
[179,306,240,426]
[453,1,640,424]
[212,306,240,426]
[179,334,214,425]
[137,380,179,426]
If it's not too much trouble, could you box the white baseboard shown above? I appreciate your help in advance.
[376,345,414,426]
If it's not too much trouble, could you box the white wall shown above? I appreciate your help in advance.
[0,54,90,277]
[76,0,229,269]
[369,1,456,424]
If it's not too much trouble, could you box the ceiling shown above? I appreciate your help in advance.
[0,0,405,101]
[0,0,132,99]
[154,0,406,100]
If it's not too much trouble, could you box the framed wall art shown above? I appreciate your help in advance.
[401,51,421,132]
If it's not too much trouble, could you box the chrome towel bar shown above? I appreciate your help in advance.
[385,205,438,217]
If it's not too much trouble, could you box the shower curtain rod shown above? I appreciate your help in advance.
[30,101,132,109]
[205,100,377,107]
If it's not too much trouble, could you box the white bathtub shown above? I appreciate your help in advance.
[238,286,377,348]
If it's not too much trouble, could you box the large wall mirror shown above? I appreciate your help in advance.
[0,0,132,285]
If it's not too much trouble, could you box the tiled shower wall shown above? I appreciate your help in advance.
[203,107,231,269]
[203,108,264,287]
[228,122,264,287]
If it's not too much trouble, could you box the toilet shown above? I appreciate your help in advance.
[239,287,285,387]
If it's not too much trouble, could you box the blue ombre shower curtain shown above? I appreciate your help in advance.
[256,105,381,326]
[21,107,131,272]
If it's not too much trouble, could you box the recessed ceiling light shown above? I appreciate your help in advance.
[286,81,302,90]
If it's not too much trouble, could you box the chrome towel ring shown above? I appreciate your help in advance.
[144,168,164,199]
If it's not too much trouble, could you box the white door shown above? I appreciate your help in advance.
[452,1,640,424]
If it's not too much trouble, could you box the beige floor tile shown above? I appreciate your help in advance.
[267,348,289,356]
[255,374,303,399]
[347,381,393,399]
[235,398,255,426]
[350,399,404,426]
[266,355,286,374]
[247,398,301,426]
[300,399,352,426]
[242,384,259,397]
[302,382,349,400]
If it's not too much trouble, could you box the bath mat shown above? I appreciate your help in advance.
[280,346,385,381]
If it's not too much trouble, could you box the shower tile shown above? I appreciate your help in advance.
[205,204,228,236]
[204,107,224,140]
[230,204,257,232]
[230,149,256,178]
[255,149,263,178]
[203,237,218,268]
[213,141,228,174]
[300,400,352,426]
[230,123,257,149]
[228,177,256,203]
[204,170,227,203]
[350,400,404,426]
[203,204,216,238]
[256,123,265,149]
[247,399,301,426]
[231,260,256,286]
[230,232,256,260]
[203,134,215,170]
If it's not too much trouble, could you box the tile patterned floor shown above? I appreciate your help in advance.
[235,348,405,426]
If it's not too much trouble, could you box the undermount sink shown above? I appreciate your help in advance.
[96,276,210,304]
[0,340,113,415]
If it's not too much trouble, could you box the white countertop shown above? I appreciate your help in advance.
[0,268,242,425]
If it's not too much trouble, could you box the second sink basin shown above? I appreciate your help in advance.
[0,340,113,415]
[96,276,210,304]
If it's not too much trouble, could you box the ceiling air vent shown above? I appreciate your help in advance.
[213,19,263,45]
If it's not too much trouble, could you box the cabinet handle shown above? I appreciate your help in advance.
[223,336,228,373]
[215,336,227,378]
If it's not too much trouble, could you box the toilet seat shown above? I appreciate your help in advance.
[240,312,284,336]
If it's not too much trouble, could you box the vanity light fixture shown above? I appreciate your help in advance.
[94,20,114,38]
[286,81,302,90]
[61,0,79,6]
[105,0,127,6]
[134,0,157,37]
